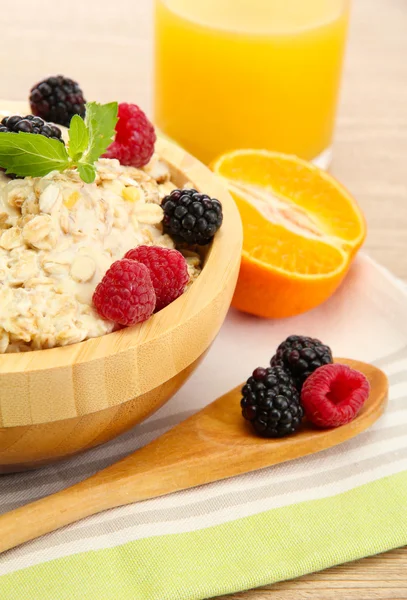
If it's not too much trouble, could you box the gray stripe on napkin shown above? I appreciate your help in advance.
[374,345,407,368]
[2,423,407,563]
[1,411,195,498]
[388,370,407,385]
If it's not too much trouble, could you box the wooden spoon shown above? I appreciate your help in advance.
[0,358,388,554]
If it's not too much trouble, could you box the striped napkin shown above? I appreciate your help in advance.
[1,253,407,600]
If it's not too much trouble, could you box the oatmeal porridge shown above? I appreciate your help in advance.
[0,156,201,353]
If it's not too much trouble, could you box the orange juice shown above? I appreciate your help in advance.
[154,0,350,164]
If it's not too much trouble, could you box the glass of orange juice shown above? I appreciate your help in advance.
[154,0,350,167]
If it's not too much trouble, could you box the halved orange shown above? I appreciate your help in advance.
[211,150,366,318]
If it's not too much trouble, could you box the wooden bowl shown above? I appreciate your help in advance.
[0,115,242,472]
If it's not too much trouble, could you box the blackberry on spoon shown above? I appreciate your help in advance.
[271,335,333,391]
[241,366,304,438]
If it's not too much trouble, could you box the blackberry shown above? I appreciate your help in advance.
[0,115,64,143]
[29,75,86,127]
[161,188,223,245]
[271,335,333,391]
[241,366,304,438]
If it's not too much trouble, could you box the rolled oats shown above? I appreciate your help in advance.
[24,276,55,288]
[0,227,23,250]
[21,193,40,217]
[6,180,32,209]
[158,181,177,199]
[39,183,61,214]
[0,212,11,229]
[43,260,70,276]
[156,234,175,249]
[31,332,57,350]
[143,155,171,184]
[134,202,164,225]
[23,215,57,251]
[103,179,125,196]
[8,249,39,282]
[139,228,154,244]
[0,329,9,353]
[113,205,129,230]
[59,210,73,234]
[70,256,96,283]
[17,214,36,229]
[130,215,139,232]
[0,157,201,352]
[140,180,161,204]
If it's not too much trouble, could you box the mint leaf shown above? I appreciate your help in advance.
[77,162,96,184]
[66,101,117,182]
[0,101,118,182]
[82,101,118,164]
[0,132,69,178]
[68,115,89,160]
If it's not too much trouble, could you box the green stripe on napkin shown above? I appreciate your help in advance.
[2,469,407,600]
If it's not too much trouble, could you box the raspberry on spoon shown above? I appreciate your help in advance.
[103,102,156,168]
[301,363,370,428]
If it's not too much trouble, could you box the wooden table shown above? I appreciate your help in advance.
[0,0,406,597]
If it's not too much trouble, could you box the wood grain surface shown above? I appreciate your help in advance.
[0,0,405,597]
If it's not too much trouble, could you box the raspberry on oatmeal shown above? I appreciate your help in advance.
[125,245,189,312]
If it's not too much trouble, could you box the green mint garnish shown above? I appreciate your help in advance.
[82,101,119,164]
[0,133,69,178]
[68,114,89,160]
[0,101,118,183]
[77,162,96,184]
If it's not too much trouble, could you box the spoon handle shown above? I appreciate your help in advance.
[0,477,112,553]
[0,414,216,553]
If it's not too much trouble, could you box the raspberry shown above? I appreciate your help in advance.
[301,363,370,428]
[103,103,156,168]
[125,246,189,312]
[93,259,156,326]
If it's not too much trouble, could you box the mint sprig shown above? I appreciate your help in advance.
[82,102,119,164]
[0,101,118,183]
[0,134,70,177]
[68,114,89,160]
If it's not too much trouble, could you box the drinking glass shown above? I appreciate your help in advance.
[154,0,350,167]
